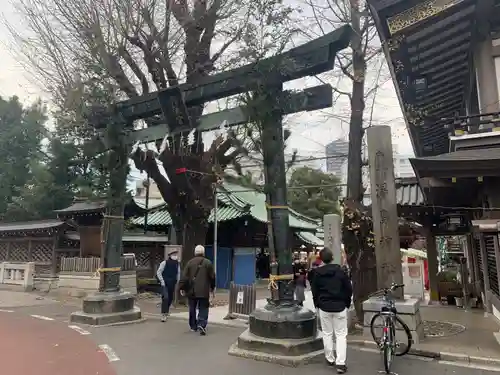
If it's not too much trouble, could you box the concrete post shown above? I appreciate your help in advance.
[366,126,403,295]
[24,262,35,291]
[323,214,342,264]
[425,230,439,302]
[0,262,4,284]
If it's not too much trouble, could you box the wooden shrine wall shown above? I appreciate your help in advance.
[0,236,78,276]
[124,243,163,278]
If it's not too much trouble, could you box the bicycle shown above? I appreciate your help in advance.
[369,283,412,374]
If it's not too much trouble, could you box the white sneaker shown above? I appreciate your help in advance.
[161,314,167,322]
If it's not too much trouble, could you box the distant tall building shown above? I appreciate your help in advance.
[326,139,349,176]
[228,152,320,183]
[325,139,349,196]
[394,153,415,178]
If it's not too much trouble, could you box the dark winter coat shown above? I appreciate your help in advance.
[293,263,307,287]
[160,259,179,284]
[310,263,352,313]
[179,256,215,299]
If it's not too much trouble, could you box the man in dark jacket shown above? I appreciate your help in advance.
[156,248,180,322]
[310,248,352,374]
[179,245,215,336]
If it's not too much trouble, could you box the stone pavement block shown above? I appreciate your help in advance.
[362,297,420,315]
[363,297,424,343]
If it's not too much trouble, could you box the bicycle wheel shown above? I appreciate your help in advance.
[370,312,385,347]
[383,344,393,373]
[369,313,412,356]
[393,315,412,356]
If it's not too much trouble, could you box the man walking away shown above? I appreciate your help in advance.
[310,248,352,374]
[179,245,215,336]
[156,249,180,322]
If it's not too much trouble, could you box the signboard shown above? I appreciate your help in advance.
[402,259,425,300]
[236,291,244,305]
[324,214,341,264]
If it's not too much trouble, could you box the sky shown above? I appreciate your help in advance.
[0,1,414,178]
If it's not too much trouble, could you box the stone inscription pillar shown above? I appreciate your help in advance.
[367,126,403,296]
[324,214,342,265]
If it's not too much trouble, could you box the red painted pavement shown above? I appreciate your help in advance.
[0,312,116,375]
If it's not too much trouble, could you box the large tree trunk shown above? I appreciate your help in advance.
[345,0,365,203]
[173,214,209,270]
[342,0,378,324]
[347,243,377,322]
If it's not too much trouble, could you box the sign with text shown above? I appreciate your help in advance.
[236,291,244,305]
[367,126,403,291]
[324,214,341,265]
[402,260,425,300]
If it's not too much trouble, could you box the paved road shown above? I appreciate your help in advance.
[2,301,499,375]
[0,309,115,375]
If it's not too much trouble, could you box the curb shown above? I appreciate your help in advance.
[348,339,500,367]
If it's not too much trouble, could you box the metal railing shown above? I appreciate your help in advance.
[224,282,257,321]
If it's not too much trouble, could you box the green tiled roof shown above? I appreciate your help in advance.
[220,182,318,230]
[131,181,320,230]
[296,231,324,246]
[132,205,244,226]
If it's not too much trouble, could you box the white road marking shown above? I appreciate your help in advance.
[0,309,14,313]
[99,344,120,362]
[30,314,54,321]
[68,325,91,335]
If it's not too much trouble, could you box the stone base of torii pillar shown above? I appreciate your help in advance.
[70,291,142,326]
[228,302,323,367]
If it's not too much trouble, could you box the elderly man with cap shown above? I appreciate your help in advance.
[179,244,215,335]
[156,247,180,322]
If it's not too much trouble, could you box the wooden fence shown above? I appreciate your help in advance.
[60,256,136,273]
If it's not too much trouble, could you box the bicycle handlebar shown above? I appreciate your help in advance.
[368,283,405,298]
[389,283,405,291]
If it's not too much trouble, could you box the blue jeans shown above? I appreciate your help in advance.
[161,282,176,314]
[188,297,209,330]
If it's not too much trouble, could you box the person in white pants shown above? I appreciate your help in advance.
[309,248,352,374]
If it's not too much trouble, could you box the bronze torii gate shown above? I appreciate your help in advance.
[71,24,352,341]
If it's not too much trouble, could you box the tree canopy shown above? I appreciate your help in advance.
[287,166,341,220]
[0,90,112,222]
[0,96,47,220]
[8,0,301,264]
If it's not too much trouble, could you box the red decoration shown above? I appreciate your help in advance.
[176,167,187,174]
